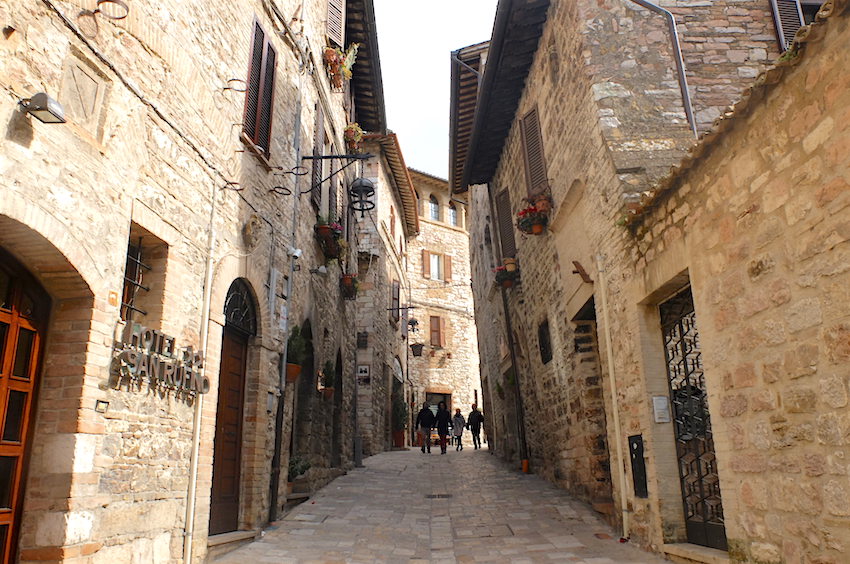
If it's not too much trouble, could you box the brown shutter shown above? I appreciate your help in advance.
[391,280,400,322]
[770,0,804,52]
[422,250,431,279]
[311,103,324,210]
[327,0,346,47]
[243,23,265,143]
[495,190,516,259]
[256,43,276,157]
[520,107,548,196]
[439,317,447,347]
[430,316,440,346]
[444,255,452,283]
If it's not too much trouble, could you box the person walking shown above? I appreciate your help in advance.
[434,401,452,454]
[467,404,485,450]
[415,401,435,453]
[452,408,466,451]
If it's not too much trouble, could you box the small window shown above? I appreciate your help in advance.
[120,224,168,325]
[391,280,400,322]
[430,316,447,347]
[520,107,548,196]
[327,0,346,47]
[429,196,440,221]
[422,251,452,282]
[429,253,442,281]
[243,21,277,158]
[538,320,552,364]
[120,239,149,322]
[448,203,458,227]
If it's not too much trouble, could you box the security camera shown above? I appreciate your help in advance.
[287,246,303,259]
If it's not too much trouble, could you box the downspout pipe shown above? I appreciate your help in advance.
[183,187,218,564]
[627,0,698,138]
[595,254,630,540]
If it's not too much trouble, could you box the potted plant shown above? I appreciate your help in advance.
[516,205,548,235]
[531,194,552,213]
[287,455,311,493]
[344,123,364,152]
[323,43,358,89]
[502,258,517,272]
[285,325,307,383]
[341,273,358,299]
[391,396,408,448]
[315,217,345,260]
[493,266,520,288]
[321,360,335,399]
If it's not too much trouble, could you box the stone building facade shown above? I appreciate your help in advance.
[455,0,847,563]
[0,0,387,562]
[406,169,482,433]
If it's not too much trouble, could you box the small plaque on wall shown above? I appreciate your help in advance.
[357,364,370,385]
[652,395,671,423]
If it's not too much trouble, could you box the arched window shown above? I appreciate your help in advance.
[448,202,458,227]
[428,195,440,221]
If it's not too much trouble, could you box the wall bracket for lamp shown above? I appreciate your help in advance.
[300,153,373,195]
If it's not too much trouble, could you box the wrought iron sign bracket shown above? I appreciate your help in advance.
[300,153,373,195]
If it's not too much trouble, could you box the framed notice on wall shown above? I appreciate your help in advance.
[357,364,370,385]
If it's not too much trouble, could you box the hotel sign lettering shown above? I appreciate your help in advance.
[113,322,210,394]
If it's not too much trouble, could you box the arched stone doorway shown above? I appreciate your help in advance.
[209,279,257,535]
[0,248,51,563]
[330,350,343,467]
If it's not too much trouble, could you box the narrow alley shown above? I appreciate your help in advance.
[214,447,666,563]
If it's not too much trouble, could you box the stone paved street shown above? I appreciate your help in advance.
[215,446,668,563]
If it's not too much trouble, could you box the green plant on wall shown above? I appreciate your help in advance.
[287,455,311,480]
[287,325,307,366]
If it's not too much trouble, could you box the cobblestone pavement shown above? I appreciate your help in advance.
[215,446,668,563]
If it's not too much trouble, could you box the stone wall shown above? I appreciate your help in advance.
[0,0,363,561]
[407,170,482,428]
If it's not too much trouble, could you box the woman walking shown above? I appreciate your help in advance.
[434,401,452,454]
[452,408,466,451]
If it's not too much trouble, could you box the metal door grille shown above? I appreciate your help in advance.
[660,287,727,551]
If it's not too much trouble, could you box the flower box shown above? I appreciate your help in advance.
[516,205,548,235]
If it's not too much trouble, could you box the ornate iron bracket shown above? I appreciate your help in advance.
[300,153,373,195]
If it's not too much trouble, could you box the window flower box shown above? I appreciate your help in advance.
[493,265,520,288]
[516,205,548,235]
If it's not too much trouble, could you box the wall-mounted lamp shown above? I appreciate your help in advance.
[410,343,425,357]
[19,93,66,124]
[309,265,328,275]
[94,399,109,413]
[349,178,375,218]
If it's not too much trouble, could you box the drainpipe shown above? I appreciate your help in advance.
[595,254,629,540]
[627,0,698,138]
[183,186,218,564]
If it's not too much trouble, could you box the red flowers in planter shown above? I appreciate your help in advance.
[516,205,548,235]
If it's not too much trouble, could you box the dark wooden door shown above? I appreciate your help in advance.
[0,250,49,563]
[209,328,247,535]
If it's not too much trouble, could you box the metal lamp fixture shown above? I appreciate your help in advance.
[410,343,425,357]
[348,177,375,218]
[19,92,66,124]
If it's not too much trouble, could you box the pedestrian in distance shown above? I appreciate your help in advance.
[434,401,452,454]
[452,408,466,451]
[467,403,485,450]
[415,401,436,453]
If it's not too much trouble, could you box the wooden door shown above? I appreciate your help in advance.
[209,328,247,535]
[0,251,49,563]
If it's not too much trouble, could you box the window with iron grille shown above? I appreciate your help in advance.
[243,21,277,158]
[120,239,149,322]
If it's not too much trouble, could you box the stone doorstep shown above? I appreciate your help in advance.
[663,543,730,564]
[207,530,260,547]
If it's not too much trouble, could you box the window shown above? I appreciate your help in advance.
[448,202,458,227]
[243,21,277,158]
[770,0,805,51]
[326,0,345,47]
[429,195,440,221]
[800,0,823,24]
[520,107,548,196]
[391,280,400,322]
[310,103,324,210]
[538,320,552,364]
[120,239,149,322]
[422,250,452,282]
[430,316,446,347]
[120,224,168,324]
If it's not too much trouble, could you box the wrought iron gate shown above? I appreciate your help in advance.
[660,287,727,551]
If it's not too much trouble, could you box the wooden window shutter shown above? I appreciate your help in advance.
[391,280,400,322]
[439,317,447,347]
[390,206,395,238]
[429,316,439,346]
[243,23,265,146]
[256,43,276,156]
[311,103,324,209]
[444,255,452,283]
[495,190,516,259]
[422,250,431,279]
[520,107,548,196]
[327,0,346,47]
[770,0,804,52]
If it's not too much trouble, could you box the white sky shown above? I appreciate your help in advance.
[373,1,498,179]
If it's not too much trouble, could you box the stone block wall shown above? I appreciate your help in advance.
[1,0,362,561]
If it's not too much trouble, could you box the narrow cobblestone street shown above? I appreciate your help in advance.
[215,446,667,563]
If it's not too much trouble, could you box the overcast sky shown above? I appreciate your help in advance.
[373,1,498,179]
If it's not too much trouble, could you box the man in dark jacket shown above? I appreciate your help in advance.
[434,401,452,454]
[467,404,485,450]
[415,402,436,453]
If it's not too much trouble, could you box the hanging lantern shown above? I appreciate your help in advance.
[407,318,419,333]
[349,177,375,218]
[410,343,425,357]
